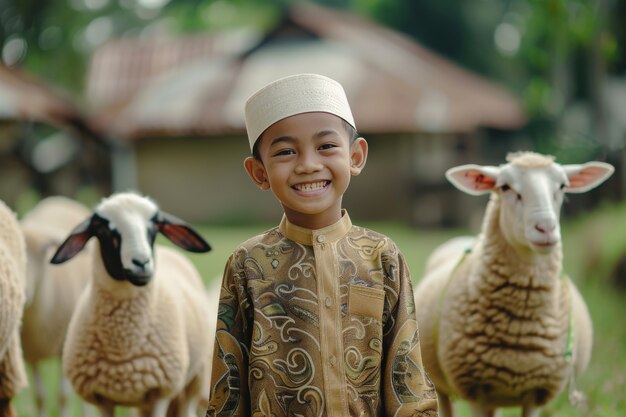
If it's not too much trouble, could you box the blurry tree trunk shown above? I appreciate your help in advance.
[589,0,609,150]
[550,4,571,141]
[588,0,626,199]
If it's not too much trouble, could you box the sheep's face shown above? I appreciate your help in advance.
[494,163,567,254]
[50,192,211,287]
[92,195,159,286]
[445,152,614,257]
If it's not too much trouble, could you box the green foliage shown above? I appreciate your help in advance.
[165,0,280,33]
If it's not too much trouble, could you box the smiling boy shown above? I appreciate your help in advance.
[206,73,438,417]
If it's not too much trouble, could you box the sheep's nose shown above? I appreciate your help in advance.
[132,258,150,270]
[535,220,556,234]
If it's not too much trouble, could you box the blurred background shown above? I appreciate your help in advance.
[1,0,625,416]
[1,0,625,227]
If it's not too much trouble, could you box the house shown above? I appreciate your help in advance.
[0,63,111,209]
[86,2,527,226]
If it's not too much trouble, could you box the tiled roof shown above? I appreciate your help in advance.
[87,2,526,140]
[0,63,84,128]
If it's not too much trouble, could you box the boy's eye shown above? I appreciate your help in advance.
[274,149,295,156]
[319,143,337,150]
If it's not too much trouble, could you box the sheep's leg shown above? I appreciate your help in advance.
[165,393,199,417]
[96,403,115,417]
[143,398,169,417]
[437,390,453,417]
[0,399,15,417]
[58,374,72,417]
[522,406,540,417]
[85,402,100,417]
[0,335,27,393]
[181,375,202,417]
[182,398,200,417]
[31,364,48,417]
[469,403,497,417]
[0,334,27,417]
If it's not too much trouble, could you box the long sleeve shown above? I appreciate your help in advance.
[206,252,252,417]
[382,245,438,417]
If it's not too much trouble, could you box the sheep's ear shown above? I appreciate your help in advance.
[563,162,614,193]
[445,164,500,196]
[156,211,212,253]
[50,216,95,264]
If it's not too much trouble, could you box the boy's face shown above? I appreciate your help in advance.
[244,112,367,229]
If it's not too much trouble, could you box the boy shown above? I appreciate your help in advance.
[206,73,438,417]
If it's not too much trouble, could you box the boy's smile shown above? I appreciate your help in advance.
[292,180,330,193]
[245,112,367,229]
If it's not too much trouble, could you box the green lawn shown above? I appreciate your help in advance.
[12,208,626,416]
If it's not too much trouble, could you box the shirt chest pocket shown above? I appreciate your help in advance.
[348,285,385,320]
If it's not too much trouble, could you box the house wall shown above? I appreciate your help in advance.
[132,134,440,225]
[344,133,415,223]
[134,135,280,224]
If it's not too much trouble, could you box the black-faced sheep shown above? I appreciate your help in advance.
[414,152,614,417]
[0,199,28,417]
[50,192,212,417]
[20,196,92,417]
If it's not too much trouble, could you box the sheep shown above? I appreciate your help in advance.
[172,277,221,417]
[19,196,92,417]
[0,199,28,417]
[413,152,614,417]
[50,192,212,417]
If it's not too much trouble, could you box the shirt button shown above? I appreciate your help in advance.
[329,355,337,366]
[316,235,325,243]
[324,297,332,308]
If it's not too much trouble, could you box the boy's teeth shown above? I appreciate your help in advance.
[295,181,327,191]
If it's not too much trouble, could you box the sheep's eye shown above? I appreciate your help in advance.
[501,184,510,192]
[559,183,566,190]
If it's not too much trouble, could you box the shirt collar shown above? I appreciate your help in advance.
[279,210,352,245]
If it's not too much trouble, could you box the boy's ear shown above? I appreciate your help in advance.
[350,137,368,176]
[244,157,270,190]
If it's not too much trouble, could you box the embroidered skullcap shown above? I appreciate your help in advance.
[244,73,356,151]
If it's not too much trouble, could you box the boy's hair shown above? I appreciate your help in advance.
[245,73,356,152]
[252,118,358,160]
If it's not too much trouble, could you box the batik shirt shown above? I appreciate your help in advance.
[206,212,438,417]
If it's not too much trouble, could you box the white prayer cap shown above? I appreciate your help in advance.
[244,73,356,151]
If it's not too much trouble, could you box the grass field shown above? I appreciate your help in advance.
[12,205,626,416]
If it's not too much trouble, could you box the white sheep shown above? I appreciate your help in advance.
[174,278,221,417]
[413,152,614,417]
[0,199,28,417]
[50,192,213,417]
[19,196,92,417]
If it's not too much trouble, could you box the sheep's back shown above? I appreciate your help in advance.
[20,196,90,233]
[423,236,476,273]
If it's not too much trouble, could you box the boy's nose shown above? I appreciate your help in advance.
[295,152,323,173]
